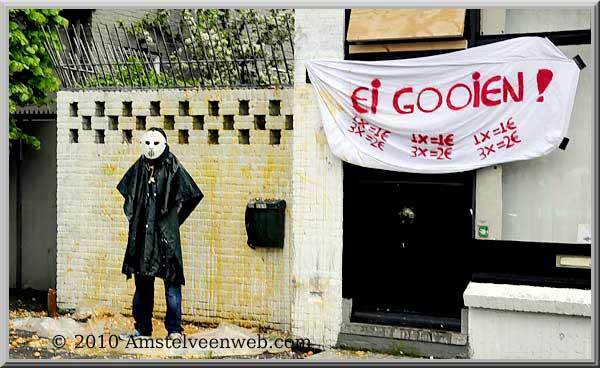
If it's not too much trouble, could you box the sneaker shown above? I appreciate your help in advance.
[167,332,183,341]
[119,329,150,340]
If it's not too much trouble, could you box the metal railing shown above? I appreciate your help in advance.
[43,10,294,89]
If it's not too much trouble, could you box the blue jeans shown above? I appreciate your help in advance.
[132,274,183,335]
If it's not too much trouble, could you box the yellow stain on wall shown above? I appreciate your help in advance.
[241,166,252,180]
[57,89,293,332]
[102,162,118,176]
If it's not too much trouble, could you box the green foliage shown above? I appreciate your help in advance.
[82,55,185,88]
[125,9,294,87]
[9,9,68,150]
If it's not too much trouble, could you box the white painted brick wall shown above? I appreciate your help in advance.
[464,282,592,359]
[290,9,345,348]
[57,88,293,332]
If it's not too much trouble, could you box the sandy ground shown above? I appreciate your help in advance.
[8,288,408,361]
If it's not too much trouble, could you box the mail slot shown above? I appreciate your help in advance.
[245,199,286,249]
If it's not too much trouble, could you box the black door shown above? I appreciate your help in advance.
[343,162,475,331]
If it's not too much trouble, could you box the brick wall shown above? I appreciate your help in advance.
[290,9,345,347]
[56,88,293,331]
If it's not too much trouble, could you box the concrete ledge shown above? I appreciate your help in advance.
[463,282,591,317]
[340,321,468,346]
[338,298,468,358]
[337,333,468,359]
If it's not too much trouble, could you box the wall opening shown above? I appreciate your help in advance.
[164,115,175,130]
[285,115,293,130]
[179,101,189,116]
[270,129,281,145]
[223,115,234,130]
[208,129,219,144]
[122,129,133,144]
[70,102,78,117]
[239,100,250,115]
[81,116,91,130]
[150,101,161,116]
[209,101,219,116]
[69,129,79,143]
[122,101,133,117]
[108,116,119,130]
[254,115,266,130]
[136,116,146,130]
[179,129,189,144]
[238,129,250,144]
[193,115,204,130]
[94,129,105,144]
[269,100,281,116]
[95,101,105,117]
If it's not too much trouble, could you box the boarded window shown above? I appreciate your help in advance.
[349,39,467,55]
[347,9,466,42]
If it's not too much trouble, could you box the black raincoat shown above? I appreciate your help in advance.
[117,146,203,285]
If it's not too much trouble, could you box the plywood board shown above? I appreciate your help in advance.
[347,9,466,42]
[349,39,467,54]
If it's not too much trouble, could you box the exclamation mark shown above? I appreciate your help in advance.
[536,69,553,102]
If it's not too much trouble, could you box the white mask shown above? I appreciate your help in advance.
[141,130,167,160]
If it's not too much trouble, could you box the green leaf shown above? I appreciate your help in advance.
[9,8,68,150]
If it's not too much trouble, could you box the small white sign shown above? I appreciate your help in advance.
[577,224,591,243]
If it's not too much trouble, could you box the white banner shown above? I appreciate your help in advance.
[306,37,580,173]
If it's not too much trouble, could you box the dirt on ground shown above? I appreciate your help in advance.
[8,289,309,360]
[8,288,406,361]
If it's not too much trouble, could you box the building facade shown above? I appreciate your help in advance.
[41,8,595,359]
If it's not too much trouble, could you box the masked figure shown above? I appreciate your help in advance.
[117,127,203,339]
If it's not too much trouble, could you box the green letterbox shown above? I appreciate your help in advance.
[245,199,286,249]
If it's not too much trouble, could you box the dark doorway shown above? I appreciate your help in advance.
[343,162,475,331]
[9,116,57,291]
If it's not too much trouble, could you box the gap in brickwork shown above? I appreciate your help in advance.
[77,96,293,145]
[269,100,281,116]
[122,129,133,144]
[95,129,105,144]
[136,116,146,130]
[122,101,133,117]
[223,115,234,130]
[95,101,105,117]
[239,100,249,115]
[238,129,250,144]
[150,101,161,116]
[179,129,189,144]
[285,115,293,130]
[70,102,78,117]
[164,115,175,130]
[208,129,219,144]
[270,129,281,145]
[82,116,91,130]
[69,129,78,143]
[179,101,189,116]
[108,116,119,130]
[192,115,204,130]
[254,115,266,130]
[209,101,219,116]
